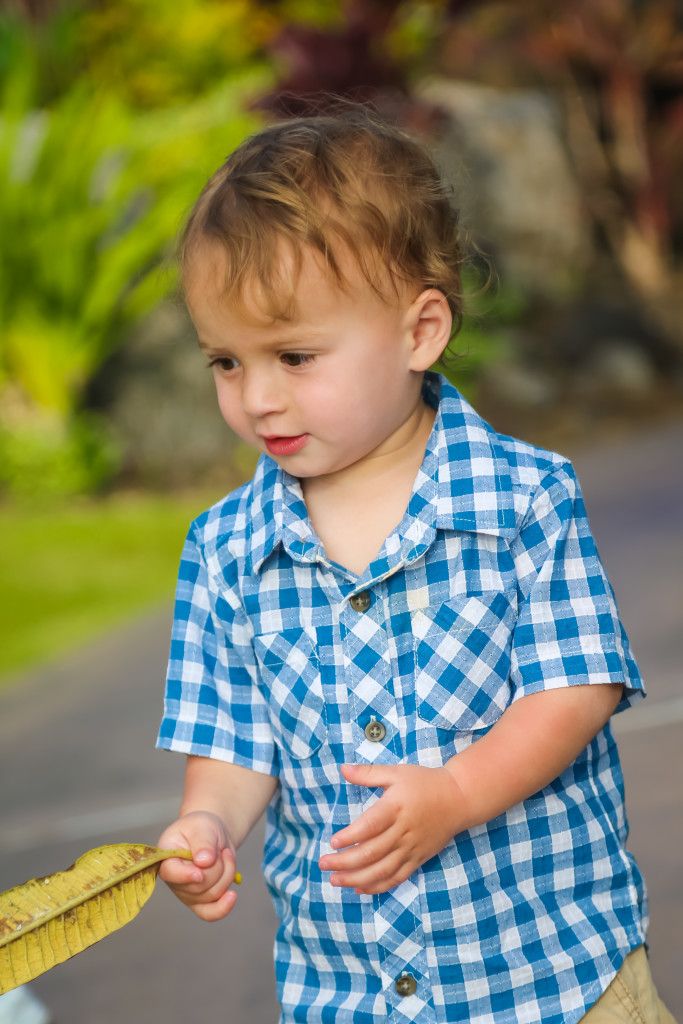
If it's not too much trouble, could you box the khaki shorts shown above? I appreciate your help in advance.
[582,946,677,1023]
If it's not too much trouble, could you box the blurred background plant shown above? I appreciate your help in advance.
[1,0,682,677]
[0,0,270,499]
[435,0,683,340]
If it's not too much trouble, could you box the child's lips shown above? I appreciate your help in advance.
[262,433,309,456]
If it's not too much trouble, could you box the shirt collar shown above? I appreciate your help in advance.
[245,372,516,575]
[426,372,517,537]
[244,457,319,575]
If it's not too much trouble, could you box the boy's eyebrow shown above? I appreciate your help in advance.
[196,337,225,356]
[197,325,324,354]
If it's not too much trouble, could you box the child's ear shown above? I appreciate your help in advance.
[406,289,452,371]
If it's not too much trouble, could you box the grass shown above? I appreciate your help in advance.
[0,489,225,684]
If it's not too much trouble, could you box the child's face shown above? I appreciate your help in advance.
[185,247,443,482]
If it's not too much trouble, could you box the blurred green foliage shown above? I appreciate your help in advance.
[0,1,272,497]
[77,0,277,108]
[0,488,224,680]
[439,269,527,404]
[0,0,276,108]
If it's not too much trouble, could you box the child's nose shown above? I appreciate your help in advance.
[241,367,285,419]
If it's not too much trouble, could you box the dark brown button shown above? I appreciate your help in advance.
[349,590,371,612]
[364,719,386,742]
[395,973,417,997]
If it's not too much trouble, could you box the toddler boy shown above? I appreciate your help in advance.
[157,109,672,1023]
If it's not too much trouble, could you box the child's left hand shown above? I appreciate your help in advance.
[318,763,467,895]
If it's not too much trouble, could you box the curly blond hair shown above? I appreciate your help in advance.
[181,106,465,337]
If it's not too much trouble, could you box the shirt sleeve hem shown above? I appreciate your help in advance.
[511,673,646,715]
[155,735,280,778]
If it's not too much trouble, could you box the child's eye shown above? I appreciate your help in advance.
[280,352,313,367]
[208,356,239,373]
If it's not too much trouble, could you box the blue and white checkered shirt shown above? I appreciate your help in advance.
[158,373,647,1024]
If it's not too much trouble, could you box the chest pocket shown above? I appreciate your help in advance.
[413,591,516,732]
[253,629,327,760]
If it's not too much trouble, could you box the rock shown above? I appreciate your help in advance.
[577,338,658,401]
[87,302,236,487]
[419,78,592,297]
[480,360,558,409]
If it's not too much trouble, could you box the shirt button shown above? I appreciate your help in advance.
[364,719,386,742]
[349,590,371,612]
[395,973,417,998]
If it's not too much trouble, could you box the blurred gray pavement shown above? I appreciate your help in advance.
[571,422,683,1019]
[1,420,681,1023]
[0,611,280,1023]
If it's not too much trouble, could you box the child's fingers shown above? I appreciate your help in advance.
[192,887,238,923]
[340,762,400,789]
[329,799,392,851]
[159,853,204,885]
[158,811,228,869]
[328,848,410,893]
[181,848,238,895]
[163,851,240,915]
[320,825,396,873]
[185,866,237,904]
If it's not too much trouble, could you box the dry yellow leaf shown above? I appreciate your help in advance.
[0,843,192,994]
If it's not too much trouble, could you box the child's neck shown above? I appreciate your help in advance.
[301,401,436,576]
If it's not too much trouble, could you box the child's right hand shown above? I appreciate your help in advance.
[157,810,239,921]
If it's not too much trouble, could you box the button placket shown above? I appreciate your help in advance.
[342,576,434,1019]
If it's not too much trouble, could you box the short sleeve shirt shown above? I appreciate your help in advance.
[158,373,647,1024]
